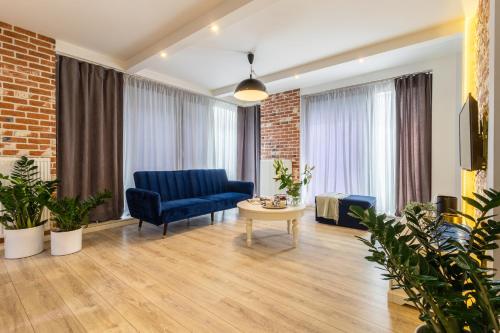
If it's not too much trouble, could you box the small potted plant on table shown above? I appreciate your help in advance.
[48,191,111,256]
[0,156,57,259]
[273,160,314,206]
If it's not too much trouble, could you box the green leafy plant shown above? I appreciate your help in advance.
[0,156,57,230]
[349,189,500,333]
[404,201,436,216]
[273,159,314,199]
[48,191,112,232]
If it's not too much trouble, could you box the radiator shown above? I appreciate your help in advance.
[0,157,52,237]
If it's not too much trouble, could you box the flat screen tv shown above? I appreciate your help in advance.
[459,94,483,171]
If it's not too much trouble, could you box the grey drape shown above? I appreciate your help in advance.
[237,105,261,195]
[56,55,123,221]
[395,73,432,214]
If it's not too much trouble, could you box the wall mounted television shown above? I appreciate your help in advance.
[459,94,483,171]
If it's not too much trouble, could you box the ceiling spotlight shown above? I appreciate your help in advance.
[294,74,300,79]
[210,24,220,33]
[160,51,167,58]
[234,52,268,102]
[358,57,365,63]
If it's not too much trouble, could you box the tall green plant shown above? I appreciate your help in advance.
[48,190,112,232]
[273,159,314,198]
[349,190,500,333]
[0,156,57,230]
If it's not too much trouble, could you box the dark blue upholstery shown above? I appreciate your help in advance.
[126,169,254,227]
[316,194,376,230]
[201,192,250,211]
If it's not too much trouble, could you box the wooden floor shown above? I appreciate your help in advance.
[0,209,420,333]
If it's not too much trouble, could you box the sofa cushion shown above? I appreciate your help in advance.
[189,169,228,196]
[160,198,213,222]
[201,192,250,210]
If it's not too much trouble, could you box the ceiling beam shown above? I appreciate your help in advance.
[125,0,276,73]
[212,18,464,97]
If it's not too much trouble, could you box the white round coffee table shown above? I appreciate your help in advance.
[237,200,306,247]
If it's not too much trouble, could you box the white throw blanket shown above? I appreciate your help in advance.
[316,193,348,221]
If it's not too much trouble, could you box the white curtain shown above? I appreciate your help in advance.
[301,80,396,214]
[211,100,238,179]
[123,75,237,214]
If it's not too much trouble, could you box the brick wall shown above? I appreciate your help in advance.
[0,21,56,177]
[475,0,489,192]
[260,89,301,178]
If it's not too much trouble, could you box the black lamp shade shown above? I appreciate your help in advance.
[234,77,268,102]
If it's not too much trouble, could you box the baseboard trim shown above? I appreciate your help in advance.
[0,218,138,247]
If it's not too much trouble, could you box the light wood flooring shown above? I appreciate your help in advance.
[0,209,420,333]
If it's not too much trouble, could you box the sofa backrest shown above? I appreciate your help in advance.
[189,169,228,197]
[133,169,228,201]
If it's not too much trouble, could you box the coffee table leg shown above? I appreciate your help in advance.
[287,220,291,234]
[292,219,299,247]
[246,218,253,246]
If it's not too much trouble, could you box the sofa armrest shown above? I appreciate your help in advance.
[227,180,254,197]
[126,188,162,223]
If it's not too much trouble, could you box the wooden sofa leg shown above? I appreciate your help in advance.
[163,223,168,236]
[211,212,214,225]
[138,220,143,230]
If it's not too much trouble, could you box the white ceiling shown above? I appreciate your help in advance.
[145,0,463,91]
[0,0,225,59]
[248,35,462,99]
[0,0,465,99]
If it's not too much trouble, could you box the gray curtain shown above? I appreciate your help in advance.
[395,73,432,214]
[56,55,123,221]
[237,105,261,195]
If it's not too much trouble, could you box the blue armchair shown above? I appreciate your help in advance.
[126,169,254,235]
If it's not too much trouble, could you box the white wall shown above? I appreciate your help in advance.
[488,0,500,274]
[301,53,463,201]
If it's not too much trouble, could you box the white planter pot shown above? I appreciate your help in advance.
[4,224,45,259]
[50,227,83,256]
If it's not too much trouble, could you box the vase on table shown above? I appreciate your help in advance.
[288,195,301,207]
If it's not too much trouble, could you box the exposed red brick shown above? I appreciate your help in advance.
[3,43,29,54]
[0,21,56,178]
[1,110,25,117]
[2,82,28,92]
[3,56,28,67]
[2,123,27,130]
[0,48,15,57]
[260,89,301,178]
[16,118,39,125]
[13,26,37,38]
[2,149,19,155]
[37,34,55,44]
[0,22,12,30]
[15,52,40,63]
[14,39,37,50]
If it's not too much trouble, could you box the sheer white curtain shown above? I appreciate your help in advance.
[211,100,237,179]
[301,80,396,214]
[123,75,237,214]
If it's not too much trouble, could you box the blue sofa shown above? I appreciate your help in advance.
[126,169,254,235]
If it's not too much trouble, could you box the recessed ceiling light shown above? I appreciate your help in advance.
[294,74,300,79]
[160,51,167,58]
[210,24,220,33]
[358,57,365,63]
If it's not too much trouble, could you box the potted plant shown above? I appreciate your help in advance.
[0,156,57,259]
[48,190,111,256]
[273,159,314,206]
[349,189,500,333]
